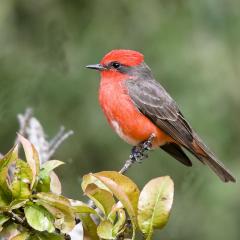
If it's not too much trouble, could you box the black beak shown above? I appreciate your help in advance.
[86,64,106,71]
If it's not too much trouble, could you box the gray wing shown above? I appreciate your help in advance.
[125,78,194,149]
[125,77,236,182]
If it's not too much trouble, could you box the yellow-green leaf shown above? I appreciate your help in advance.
[82,173,111,193]
[49,171,62,195]
[70,199,97,215]
[24,204,55,232]
[40,160,64,179]
[112,209,126,236]
[97,220,115,239]
[11,159,32,199]
[93,171,140,239]
[0,214,10,232]
[28,232,64,240]
[0,145,18,206]
[137,176,174,240]
[85,183,115,220]
[79,213,99,240]
[11,232,30,240]
[18,134,40,189]
[9,199,28,210]
[36,192,75,233]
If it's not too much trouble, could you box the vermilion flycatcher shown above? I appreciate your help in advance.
[86,49,235,182]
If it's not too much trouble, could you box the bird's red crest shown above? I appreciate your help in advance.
[100,49,144,67]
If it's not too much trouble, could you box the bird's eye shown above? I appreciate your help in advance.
[111,61,121,69]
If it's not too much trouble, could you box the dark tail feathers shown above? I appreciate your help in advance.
[191,133,236,183]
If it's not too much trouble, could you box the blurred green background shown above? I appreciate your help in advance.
[0,0,240,239]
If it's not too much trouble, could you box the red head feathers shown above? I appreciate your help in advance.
[100,49,144,67]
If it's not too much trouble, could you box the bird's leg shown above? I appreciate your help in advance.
[119,133,155,174]
[130,133,156,162]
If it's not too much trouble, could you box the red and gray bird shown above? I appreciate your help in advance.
[86,49,235,183]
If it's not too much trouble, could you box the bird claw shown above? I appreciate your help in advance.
[129,134,155,163]
[120,133,156,174]
[130,146,144,162]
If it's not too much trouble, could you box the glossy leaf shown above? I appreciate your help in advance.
[0,145,18,205]
[97,220,115,239]
[137,176,174,239]
[37,160,63,193]
[29,232,64,240]
[18,134,40,189]
[70,199,97,215]
[24,204,55,232]
[85,183,115,219]
[11,159,32,199]
[112,209,126,236]
[11,232,30,240]
[0,214,10,232]
[36,192,75,233]
[40,160,64,179]
[79,213,99,240]
[93,171,140,236]
[36,175,51,193]
[9,199,28,210]
[82,173,111,193]
[49,171,62,195]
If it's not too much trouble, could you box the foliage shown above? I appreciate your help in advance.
[0,136,174,239]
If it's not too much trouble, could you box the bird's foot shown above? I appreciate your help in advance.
[141,133,156,151]
[130,146,145,163]
[129,133,156,163]
[119,133,155,174]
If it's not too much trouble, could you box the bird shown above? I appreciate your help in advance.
[86,49,235,183]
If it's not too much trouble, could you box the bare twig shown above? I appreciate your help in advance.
[48,127,74,160]
[5,211,30,230]
[8,108,73,178]
[119,159,135,174]
[15,108,33,145]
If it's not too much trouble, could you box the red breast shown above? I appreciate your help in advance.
[98,50,172,147]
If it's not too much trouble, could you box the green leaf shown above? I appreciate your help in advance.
[82,173,111,193]
[28,232,64,240]
[36,175,51,193]
[70,199,97,215]
[97,209,126,239]
[36,160,63,194]
[97,220,115,239]
[84,183,115,220]
[40,160,64,179]
[79,213,99,240]
[9,199,28,210]
[93,171,140,239]
[11,232,30,240]
[49,171,62,195]
[37,161,64,193]
[137,176,174,240]
[11,159,32,199]
[0,145,18,206]
[0,214,10,232]
[24,204,55,232]
[36,192,75,233]
[112,209,126,236]
[18,134,40,189]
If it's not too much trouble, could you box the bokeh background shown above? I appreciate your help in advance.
[0,0,240,239]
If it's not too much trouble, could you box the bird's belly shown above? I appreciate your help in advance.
[109,108,170,147]
[99,83,171,147]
